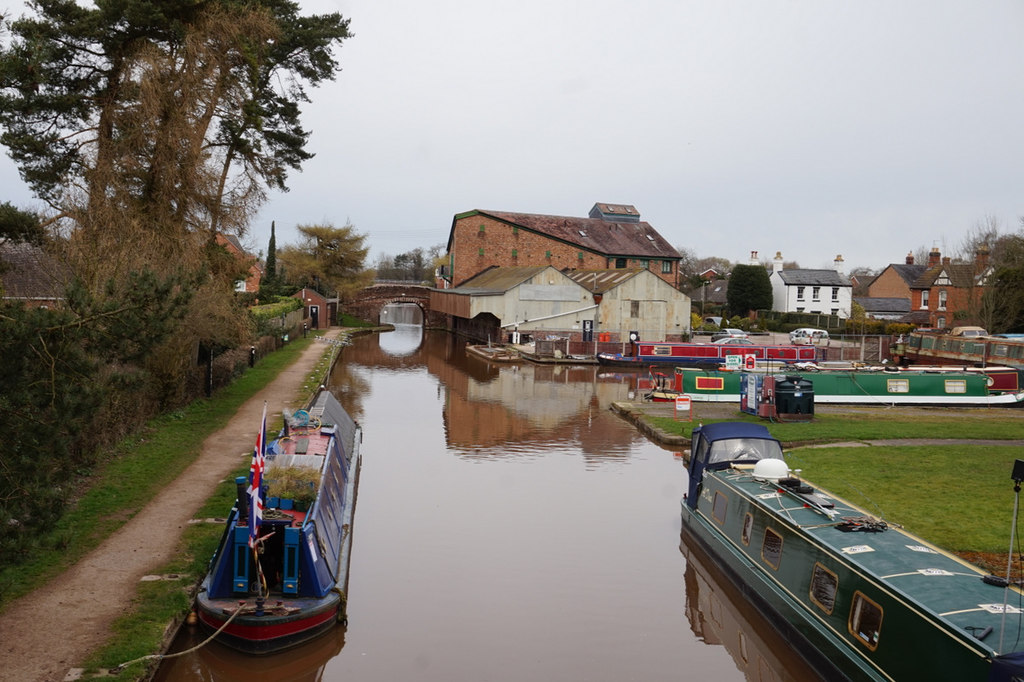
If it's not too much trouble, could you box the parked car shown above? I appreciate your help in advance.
[710,328,748,342]
[789,328,830,346]
[712,337,755,345]
[949,326,988,337]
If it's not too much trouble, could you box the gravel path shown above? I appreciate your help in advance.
[0,330,340,682]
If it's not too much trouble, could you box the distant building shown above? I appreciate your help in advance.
[0,242,70,309]
[430,265,691,344]
[909,246,992,329]
[441,203,681,289]
[867,252,927,300]
[853,296,911,321]
[215,233,262,294]
[292,287,330,329]
[768,251,853,319]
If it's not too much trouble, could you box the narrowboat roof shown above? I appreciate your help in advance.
[714,464,1024,663]
[694,421,775,443]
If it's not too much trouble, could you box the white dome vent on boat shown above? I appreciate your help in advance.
[752,458,789,482]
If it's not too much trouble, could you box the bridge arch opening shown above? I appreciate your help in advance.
[379,301,424,326]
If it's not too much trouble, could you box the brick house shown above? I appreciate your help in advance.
[215,233,262,294]
[441,203,681,289]
[909,247,992,329]
[867,252,928,300]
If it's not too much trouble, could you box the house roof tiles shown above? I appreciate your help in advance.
[460,209,680,260]
[776,269,852,286]
[0,242,70,301]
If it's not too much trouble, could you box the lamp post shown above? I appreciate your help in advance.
[701,280,710,319]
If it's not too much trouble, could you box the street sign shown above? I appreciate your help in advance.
[675,394,692,421]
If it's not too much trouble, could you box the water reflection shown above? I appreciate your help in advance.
[681,535,822,681]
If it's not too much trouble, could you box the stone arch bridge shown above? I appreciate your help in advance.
[347,283,446,327]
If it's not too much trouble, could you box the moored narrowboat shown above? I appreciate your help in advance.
[674,364,1024,406]
[597,340,822,367]
[680,422,1024,681]
[195,389,361,654]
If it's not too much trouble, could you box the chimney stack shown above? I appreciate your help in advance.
[928,247,941,267]
[976,245,990,269]
[833,254,844,275]
[773,251,783,272]
[905,251,914,265]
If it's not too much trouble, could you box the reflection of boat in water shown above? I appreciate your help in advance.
[195,389,361,654]
[681,536,821,681]
[681,421,1024,681]
[154,614,346,681]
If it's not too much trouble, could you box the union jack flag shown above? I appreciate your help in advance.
[247,402,267,548]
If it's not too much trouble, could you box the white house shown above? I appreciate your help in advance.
[768,252,853,319]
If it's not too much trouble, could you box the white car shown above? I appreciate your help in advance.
[789,328,830,346]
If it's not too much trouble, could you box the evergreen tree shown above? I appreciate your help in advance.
[726,264,773,318]
[266,221,277,282]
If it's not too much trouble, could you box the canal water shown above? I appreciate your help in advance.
[157,321,820,681]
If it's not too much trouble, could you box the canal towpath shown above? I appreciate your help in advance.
[0,329,342,682]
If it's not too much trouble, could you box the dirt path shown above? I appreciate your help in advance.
[0,330,341,682]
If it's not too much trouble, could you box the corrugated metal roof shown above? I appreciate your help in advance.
[472,209,680,259]
[562,268,644,293]
[449,265,553,294]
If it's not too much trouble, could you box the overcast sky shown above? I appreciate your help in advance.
[3,0,1023,272]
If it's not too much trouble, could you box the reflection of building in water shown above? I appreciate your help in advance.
[681,539,821,682]
[440,361,647,464]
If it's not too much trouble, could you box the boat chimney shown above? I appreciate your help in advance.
[235,476,248,519]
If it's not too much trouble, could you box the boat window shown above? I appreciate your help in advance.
[885,379,910,393]
[707,438,784,466]
[712,491,729,525]
[944,380,967,394]
[761,528,783,570]
[849,592,883,650]
[741,513,754,546]
[652,345,672,356]
[693,434,711,464]
[810,563,838,614]
[993,344,1008,358]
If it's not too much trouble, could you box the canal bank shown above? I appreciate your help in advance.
[0,329,353,682]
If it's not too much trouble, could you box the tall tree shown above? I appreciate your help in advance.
[265,221,278,282]
[985,230,1024,333]
[0,0,351,283]
[726,264,773,318]
[277,222,373,298]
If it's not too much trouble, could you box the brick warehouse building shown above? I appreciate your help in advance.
[440,202,682,289]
